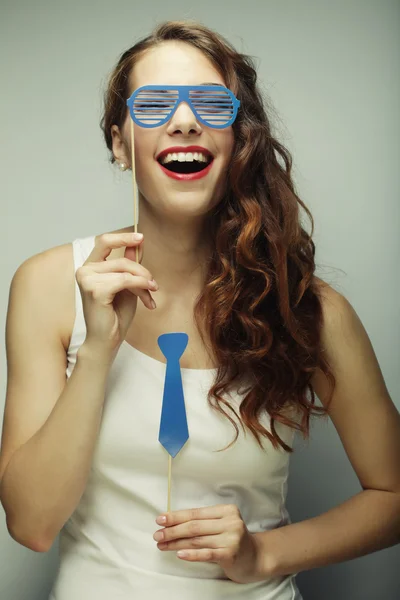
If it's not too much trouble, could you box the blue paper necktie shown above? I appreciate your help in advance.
[158,332,189,458]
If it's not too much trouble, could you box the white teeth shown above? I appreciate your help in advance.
[160,151,211,165]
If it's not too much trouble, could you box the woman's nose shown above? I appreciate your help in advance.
[166,101,201,134]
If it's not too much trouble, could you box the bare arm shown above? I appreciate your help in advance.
[0,247,112,552]
[253,286,400,579]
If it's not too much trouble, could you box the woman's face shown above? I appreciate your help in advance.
[113,41,235,219]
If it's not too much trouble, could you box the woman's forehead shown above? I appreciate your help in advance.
[130,42,225,91]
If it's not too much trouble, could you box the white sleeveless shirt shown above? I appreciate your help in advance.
[49,235,303,600]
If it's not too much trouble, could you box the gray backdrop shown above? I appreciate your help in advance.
[1,1,399,599]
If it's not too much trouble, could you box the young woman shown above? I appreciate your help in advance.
[1,20,399,600]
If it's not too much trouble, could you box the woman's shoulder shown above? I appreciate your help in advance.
[13,225,133,352]
[19,224,134,275]
[312,275,342,302]
[312,275,330,291]
[23,224,134,274]
[14,239,76,295]
[11,241,76,353]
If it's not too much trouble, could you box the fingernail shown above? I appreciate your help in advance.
[156,516,166,524]
[151,300,157,310]
[133,233,143,240]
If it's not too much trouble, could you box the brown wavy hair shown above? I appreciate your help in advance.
[100,20,337,453]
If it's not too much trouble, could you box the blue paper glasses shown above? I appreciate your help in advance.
[126,85,240,129]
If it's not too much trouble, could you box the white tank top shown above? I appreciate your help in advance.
[49,235,303,600]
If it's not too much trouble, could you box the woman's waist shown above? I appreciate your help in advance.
[55,529,301,600]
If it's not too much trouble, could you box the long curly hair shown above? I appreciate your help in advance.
[100,20,337,453]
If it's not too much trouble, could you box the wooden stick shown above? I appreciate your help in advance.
[168,455,172,512]
[130,119,139,263]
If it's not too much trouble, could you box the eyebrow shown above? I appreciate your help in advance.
[138,83,226,96]
[200,82,224,86]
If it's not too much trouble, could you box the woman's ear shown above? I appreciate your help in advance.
[111,124,130,165]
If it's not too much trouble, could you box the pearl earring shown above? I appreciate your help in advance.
[119,162,127,171]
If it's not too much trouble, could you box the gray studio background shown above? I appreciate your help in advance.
[1,1,399,599]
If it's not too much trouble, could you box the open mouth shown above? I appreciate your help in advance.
[157,157,213,174]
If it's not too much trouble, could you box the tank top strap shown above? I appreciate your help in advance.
[73,234,97,265]
[66,235,96,374]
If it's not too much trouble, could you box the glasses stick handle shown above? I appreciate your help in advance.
[130,119,140,263]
